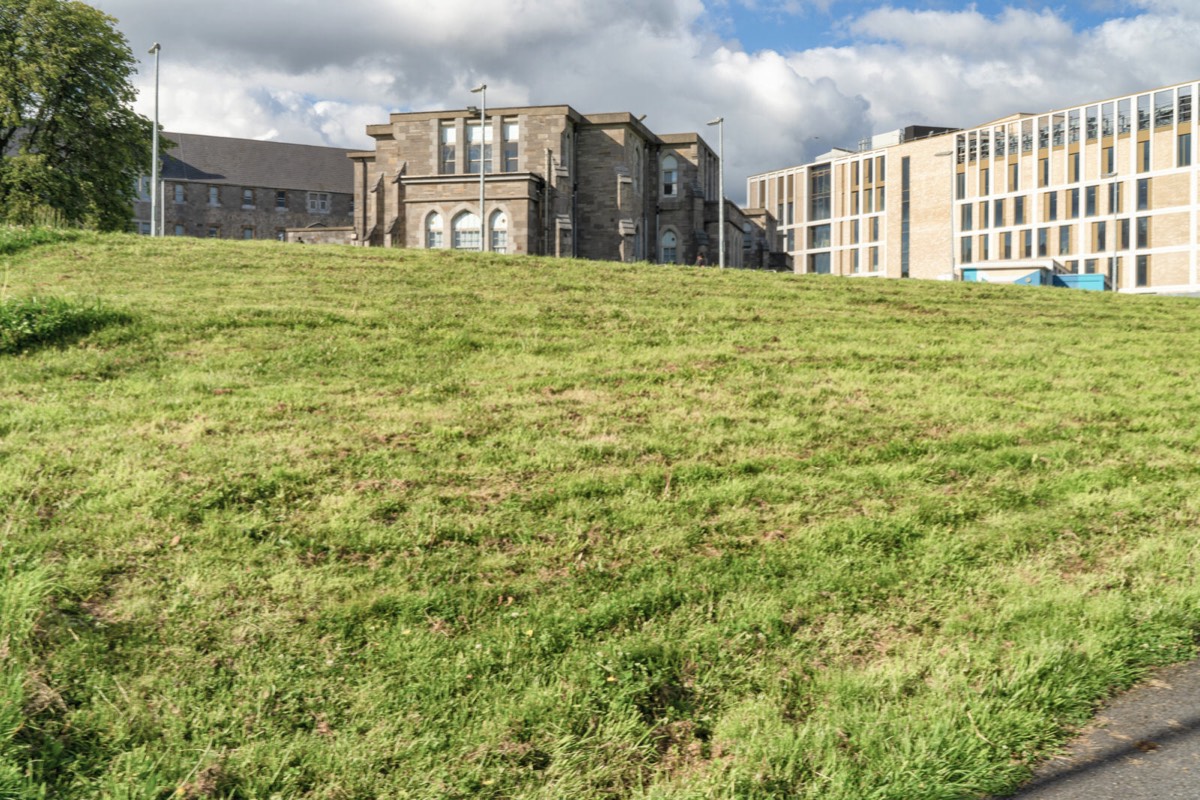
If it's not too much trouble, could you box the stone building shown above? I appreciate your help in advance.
[349,104,775,267]
[749,78,1200,293]
[133,132,354,241]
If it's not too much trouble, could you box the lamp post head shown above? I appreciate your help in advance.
[149,42,160,54]
[470,84,486,94]
[707,117,723,127]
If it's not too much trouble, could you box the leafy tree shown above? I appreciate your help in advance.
[0,0,159,230]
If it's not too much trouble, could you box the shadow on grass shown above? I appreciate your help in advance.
[0,296,133,355]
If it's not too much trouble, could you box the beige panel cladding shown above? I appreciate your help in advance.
[1151,127,1176,172]
[1151,209,1190,246]
[896,134,957,280]
[1154,173,1190,207]
[1150,250,1190,285]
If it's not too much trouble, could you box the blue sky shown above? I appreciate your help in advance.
[718,1,1129,53]
[91,0,1198,203]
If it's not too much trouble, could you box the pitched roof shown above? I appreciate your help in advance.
[161,132,353,193]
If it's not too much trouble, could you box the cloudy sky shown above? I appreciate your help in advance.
[91,0,1200,204]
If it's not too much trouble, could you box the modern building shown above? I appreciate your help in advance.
[749,79,1200,293]
[348,104,779,268]
[133,132,354,241]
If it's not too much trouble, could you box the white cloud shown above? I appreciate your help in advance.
[89,1,1200,204]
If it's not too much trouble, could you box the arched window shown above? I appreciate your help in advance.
[452,211,481,250]
[425,211,444,248]
[490,210,508,253]
[661,230,678,263]
[662,155,678,197]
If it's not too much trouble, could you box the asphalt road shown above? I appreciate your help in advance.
[998,657,1200,799]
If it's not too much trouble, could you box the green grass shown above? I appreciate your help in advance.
[2,231,1199,799]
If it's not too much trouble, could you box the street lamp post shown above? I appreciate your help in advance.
[148,42,161,236]
[470,84,488,252]
[707,116,725,268]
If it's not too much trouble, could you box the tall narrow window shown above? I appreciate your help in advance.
[661,155,678,197]
[1178,132,1192,168]
[1137,255,1150,287]
[1137,94,1151,131]
[961,204,973,232]
[490,210,508,253]
[467,123,493,174]
[1138,140,1150,172]
[1068,188,1079,219]
[452,211,482,250]
[901,156,911,278]
[1085,186,1097,217]
[208,186,220,206]
[1037,227,1048,257]
[275,190,287,210]
[173,184,184,203]
[1136,216,1150,248]
[440,123,456,174]
[241,188,254,208]
[1137,178,1150,210]
[1180,85,1193,123]
[502,121,519,172]
[1009,163,1019,191]
[1104,146,1115,175]
[661,230,678,263]
[1047,191,1058,221]
[809,166,831,220]
[1014,196,1026,225]
[1059,225,1071,256]
[1002,231,1012,259]
[425,212,444,248]
[994,198,1004,228]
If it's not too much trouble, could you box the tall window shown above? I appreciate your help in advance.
[1136,216,1150,248]
[440,123,456,174]
[809,166,831,220]
[1137,178,1150,211]
[1059,225,1071,255]
[661,155,678,197]
[275,190,287,210]
[425,212,443,248]
[208,186,220,206]
[1178,132,1192,168]
[502,121,519,172]
[1085,185,1097,217]
[242,227,254,240]
[1138,140,1150,172]
[467,123,493,174]
[489,210,508,253]
[173,184,184,203]
[1014,196,1026,225]
[451,211,481,250]
[1136,254,1150,286]
[242,188,254,208]
[661,230,677,263]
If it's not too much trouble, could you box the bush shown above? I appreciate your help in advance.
[0,295,130,354]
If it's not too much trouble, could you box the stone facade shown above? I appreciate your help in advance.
[351,104,778,268]
[133,132,354,242]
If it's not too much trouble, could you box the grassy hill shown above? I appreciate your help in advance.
[3,229,1199,799]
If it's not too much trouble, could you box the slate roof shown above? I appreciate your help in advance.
[162,132,354,194]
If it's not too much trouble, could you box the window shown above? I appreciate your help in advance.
[1014,196,1026,225]
[808,253,831,274]
[1178,132,1192,168]
[467,123,493,174]
[1086,106,1098,141]
[994,198,1004,228]
[1085,185,1097,217]
[851,191,859,215]
[1138,140,1150,172]
[1137,94,1151,130]
[1104,146,1114,175]
[1021,229,1032,258]
[440,123,456,174]
[864,188,873,213]
[173,184,184,203]
[870,217,879,242]
[1136,254,1150,287]
[242,188,254,208]
[661,230,677,263]
[1181,86,1193,124]
[425,212,444,248]
[490,210,508,253]
[138,221,151,235]
[1085,258,1098,274]
[208,186,220,206]
[307,192,331,214]
[852,249,860,274]
[960,236,972,264]
[1039,158,1048,187]
[275,190,287,210]
[1069,152,1079,183]
[1136,216,1150,248]
[206,226,219,238]
[955,172,966,199]
[1137,178,1150,211]
[1155,90,1174,127]
[1095,221,1107,251]
[173,224,184,236]
[1037,227,1048,257]
[864,158,873,183]
[876,156,885,181]
[786,202,794,225]
[980,201,989,229]
[242,227,254,240]
[877,186,885,211]
[1002,231,1012,259]
[809,224,831,248]
[661,155,678,197]
[451,211,481,250]
[870,246,879,270]
[275,229,286,241]
[1009,163,1019,191]
[979,234,989,261]
[1047,191,1058,221]
[1068,188,1079,218]
[1119,218,1130,249]
[1118,98,1132,134]
[1059,225,1071,255]
[502,121,519,172]
[850,219,859,244]
[809,166,831,220]
[961,203,973,232]
[981,168,989,196]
